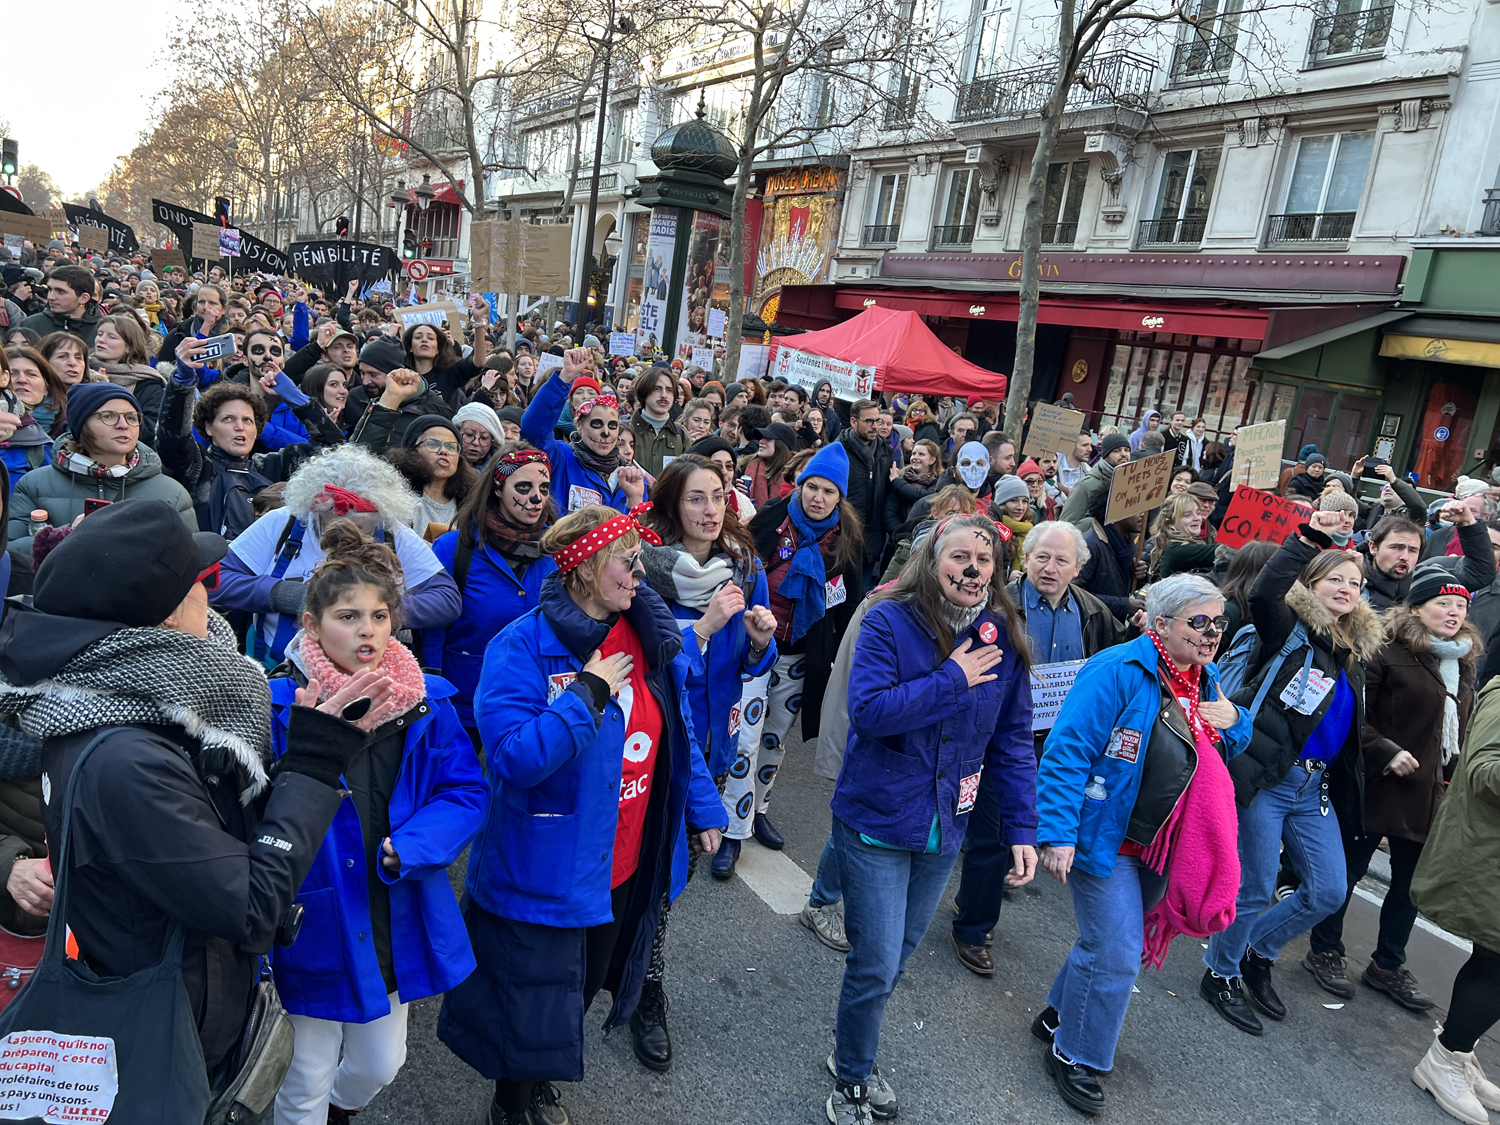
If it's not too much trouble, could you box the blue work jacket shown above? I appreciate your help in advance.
[431,528,558,726]
[832,599,1037,856]
[520,373,630,514]
[268,674,488,1023]
[1037,632,1253,879]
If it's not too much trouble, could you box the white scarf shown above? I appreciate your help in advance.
[640,542,740,610]
[1430,635,1471,764]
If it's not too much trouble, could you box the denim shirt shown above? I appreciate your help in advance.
[1020,577,1087,664]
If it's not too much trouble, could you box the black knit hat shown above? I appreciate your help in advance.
[1407,563,1473,608]
[401,414,459,448]
[359,335,406,374]
[1099,433,1131,460]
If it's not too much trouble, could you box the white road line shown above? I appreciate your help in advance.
[1354,884,1472,953]
[733,841,814,915]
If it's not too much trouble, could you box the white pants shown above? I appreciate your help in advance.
[721,654,804,839]
[275,991,408,1125]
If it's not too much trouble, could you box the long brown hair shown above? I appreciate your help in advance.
[402,321,462,370]
[4,347,67,416]
[1298,548,1367,658]
[643,454,757,567]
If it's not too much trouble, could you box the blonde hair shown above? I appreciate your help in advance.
[541,504,642,600]
[1149,493,1203,575]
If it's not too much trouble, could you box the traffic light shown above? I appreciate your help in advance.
[215,196,232,226]
[336,216,350,239]
[0,139,16,177]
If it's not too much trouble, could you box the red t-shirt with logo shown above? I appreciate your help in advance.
[600,617,664,888]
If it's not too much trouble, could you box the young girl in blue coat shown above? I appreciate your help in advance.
[632,455,778,1070]
[268,519,487,1125]
[438,503,726,1125]
[431,443,558,738]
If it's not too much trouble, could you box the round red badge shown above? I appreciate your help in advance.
[978,621,998,644]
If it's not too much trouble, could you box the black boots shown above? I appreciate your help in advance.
[1241,949,1287,1020]
[1200,969,1264,1036]
[630,979,672,1071]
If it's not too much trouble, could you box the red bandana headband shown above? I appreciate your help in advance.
[552,503,662,574]
[494,447,550,485]
[933,513,1010,546]
[319,484,379,515]
[575,394,618,418]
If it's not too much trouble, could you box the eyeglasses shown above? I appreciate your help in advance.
[248,344,283,358]
[95,410,142,427]
[196,561,221,591]
[684,491,726,510]
[418,438,459,454]
[1167,614,1231,635]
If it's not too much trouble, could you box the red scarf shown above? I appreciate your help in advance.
[299,634,427,730]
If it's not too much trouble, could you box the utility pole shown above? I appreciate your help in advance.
[575,15,634,328]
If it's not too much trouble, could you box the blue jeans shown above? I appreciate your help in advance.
[1045,852,1165,1072]
[1204,765,1347,978]
[833,816,958,1084]
[952,767,1010,946]
[809,812,843,908]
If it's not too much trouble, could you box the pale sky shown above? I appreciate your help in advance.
[6,4,182,197]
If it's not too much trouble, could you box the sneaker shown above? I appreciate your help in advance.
[1414,1028,1489,1125]
[801,900,852,952]
[826,1080,874,1125]
[826,1053,898,1120]
[1302,951,1356,1000]
[1363,960,1437,1012]
[529,1082,571,1125]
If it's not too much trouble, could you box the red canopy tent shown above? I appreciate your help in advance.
[766,304,1007,400]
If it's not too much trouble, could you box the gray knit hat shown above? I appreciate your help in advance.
[990,474,1030,505]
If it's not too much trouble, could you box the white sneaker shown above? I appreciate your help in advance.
[801,900,852,952]
[1466,1052,1500,1112]
[1414,1028,1490,1125]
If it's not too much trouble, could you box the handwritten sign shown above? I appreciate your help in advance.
[0,214,55,244]
[706,307,727,339]
[76,226,108,252]
[608,331,636,357]
[151,246,186,271]
[1104,450,1175,524]
[1023,402,1087,458]
[192,222,229,262]
[1233,419,1287,489]
[535,353,564,382]
[40,208,69,234]
[396,300,467,341]
[1215,486,1314,549]
[691,345,715,371]
[1031,659,1087,732]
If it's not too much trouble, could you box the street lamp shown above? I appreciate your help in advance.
[414,174,435,212]
[576,16,635,317]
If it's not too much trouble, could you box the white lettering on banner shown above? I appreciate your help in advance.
[774,348,876,402]
[1030,660,1087,732]
[0,1031,118,1122]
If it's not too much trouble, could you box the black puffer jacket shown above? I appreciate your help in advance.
[1228,534,1385,829]
[0,725,45,936]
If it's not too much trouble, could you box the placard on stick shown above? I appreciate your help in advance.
[1215,486,1314,549]
[76,225,108,252]
[1023,403,1087,458]
[1104,450,1176,524]
[0,214,55,244]
[1233,419,1287,489]
[151,246,187,271]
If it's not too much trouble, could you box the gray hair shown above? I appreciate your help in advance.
[1144,573,1223,629]
[948,411,978,434]
[1022,521,1090,568]
[282,443,419,528]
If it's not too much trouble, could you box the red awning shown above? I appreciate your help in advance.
[832,288,1269,340]
[769,305,1007,399]
[429,180,465,207]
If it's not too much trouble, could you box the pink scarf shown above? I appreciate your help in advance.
[298,634,427,730]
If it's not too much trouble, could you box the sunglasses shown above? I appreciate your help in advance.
[196,561,221,592]
[1167,613,1230,635]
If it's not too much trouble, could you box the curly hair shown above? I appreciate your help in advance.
[304,518,406,632]
[193,381,269,436]
[282,443,419,528]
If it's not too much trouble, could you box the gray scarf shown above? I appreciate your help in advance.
[641,542,750,610]
[1430,635,1471,764]
[940,599,985,635]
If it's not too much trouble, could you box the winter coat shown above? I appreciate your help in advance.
[0,726,45,937]
[839,429,892,553]
[1037,632,1253,878]
[6,440,196,563]
[833,598,1036,854]
[99,362,169,451]
[1076,517,1137,621]
[1157,538,1218,579]
[522,373,632,514]
[1006,577,1132,657]
[1360,608,1480,842]
[220,362,349,453]
[1228,534,1384,827]
[629,411,689,480]
[1060,460,1115,526]
[267,673,486,1023]
[346,381,455,453]
[0,407,53,497]
[1411,679,1500,951]
[430,528,557,727]
[19,302,103,348]
[1363,517,1495,611]
[885,472,938,529]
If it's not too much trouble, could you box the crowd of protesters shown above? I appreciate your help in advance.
[2,236,1500,1125]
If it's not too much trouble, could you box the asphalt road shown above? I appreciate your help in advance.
[358,730,1494,1125]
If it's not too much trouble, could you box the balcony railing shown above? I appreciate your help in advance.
[931,223,976,249]
[1168,31,1237,85]
[1265,211,1356,243]
[1041,221,1078,245]
[883,89,920,129]
[863,223,901,246]
[1139,216,1206,245]
[954,49,1156,124]
[1480,188,1500,237]
[1308,5,1392,65]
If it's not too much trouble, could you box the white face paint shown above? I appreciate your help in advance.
[956,441,990,490]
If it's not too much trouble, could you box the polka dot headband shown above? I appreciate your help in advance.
[493,447,550,486]
[552,503,662,574]
[574,393,618,418]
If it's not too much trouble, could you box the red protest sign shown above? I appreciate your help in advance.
[1217,486,1315,549]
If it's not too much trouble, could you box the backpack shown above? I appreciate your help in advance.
[1220,620,1316,722]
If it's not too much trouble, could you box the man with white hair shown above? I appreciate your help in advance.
[950,520,1135,975]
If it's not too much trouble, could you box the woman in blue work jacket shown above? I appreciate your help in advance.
[438,503,726,1125]
[825,513,1037,1125]
[633,454,778,1071]
[268,519,487,1125]
[520,347,646,515]
[430,444,557,740]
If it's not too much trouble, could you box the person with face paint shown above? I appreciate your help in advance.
[823,514,1036,1125]
[430,445,558,742]
[521,347,647,516]
[439,504,725,1125]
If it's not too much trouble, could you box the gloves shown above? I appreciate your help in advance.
[272,371,311,407]
[278,705,368,788]
[269,579,306,615]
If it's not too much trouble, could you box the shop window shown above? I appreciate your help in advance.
[1095,334,1257,439]
[1414,379,1480,490]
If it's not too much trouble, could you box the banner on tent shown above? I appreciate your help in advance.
[773,347,876,401]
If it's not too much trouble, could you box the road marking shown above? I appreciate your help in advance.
[733,841,813,914]
[1354,885,1472,953]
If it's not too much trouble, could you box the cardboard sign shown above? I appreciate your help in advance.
[608,331,635,356]
[0,214,55,244]
[396,300,466,333]
[76,225,108,252]
[192,222,228,262]
[151,246,186,271]
[1215,486,1314,549]
[1233,419,1287,489]
[690,345,715,370]
[1104,450,1176,524]
[1023,402,1087,458]
[470,220,572,297]
[1031,659,1086,732]
[40,208,69,234]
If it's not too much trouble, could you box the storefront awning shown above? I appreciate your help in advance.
[1380,326,1500,368]
[1253,310,1411,361]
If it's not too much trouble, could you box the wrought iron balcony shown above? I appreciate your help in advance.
[1480,188,1500,237]
[931,223,976,249]
[1169,31,1237,85]
[863,223,901,246]
[1138,216,1206,245]
[1041,221,1078,245]
[1308,5,1392,66]
[1265,211,1356,243]
[954,50,1156,124]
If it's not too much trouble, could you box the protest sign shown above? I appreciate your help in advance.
[0,213,55,244]
[62,203,139,253]
[706,307,727,339]
[608,331,635,357]
[690,346,715,371]
[773,347,876,401]
[396,300,466,334]
[1023,402,1087,458]
[535,353,564,381]
[522,223,571,296]
[1031,660,1086,732]
[289,239,401,294]
[1233,419,1287,489]
[2,234,21,256]
[635,209,676,357]
[0,1030,119,1121]
[76,225,108,252]
[40,208,70,235]
[151,199,289,274]
[219,228,242,257]
[469,220,570,296]
[1215,486,1315,549]
[1104,450,1176,524]
[150,246,186,271]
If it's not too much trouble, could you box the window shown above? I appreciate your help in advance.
[934,167,981,247]
[1170,0,1242,83]
[608,105,636,163]
[1141,148,1220,244]
[1098,332,1262,439]
[970,0,1012,78]
[1041,159,1089,244]
[865,173,907,245]
[1310,0,1393,64]
[1267,131,1372,242]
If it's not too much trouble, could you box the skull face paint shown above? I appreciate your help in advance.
[956,441,990,490]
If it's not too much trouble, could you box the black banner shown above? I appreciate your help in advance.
[150,198,289,275]
[63,204,139,254]
[0,192,31,217]
[288,239,401,293]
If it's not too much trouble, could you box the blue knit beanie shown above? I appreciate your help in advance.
[67,382,140,437]
[796,441,849,495]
